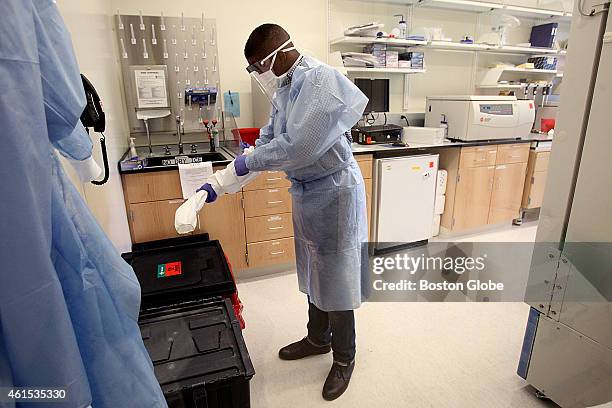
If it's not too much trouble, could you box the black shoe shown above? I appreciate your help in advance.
[278,337,331,360]
[322,360,355,401]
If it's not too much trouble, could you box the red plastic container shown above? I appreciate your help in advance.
[541,118,556,133]
[237,128,260,146]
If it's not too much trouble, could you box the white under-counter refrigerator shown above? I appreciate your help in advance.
[372,154,439,251]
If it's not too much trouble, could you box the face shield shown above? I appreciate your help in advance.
[246,38,297,105]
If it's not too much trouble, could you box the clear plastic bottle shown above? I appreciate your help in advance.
[394,14,407,39]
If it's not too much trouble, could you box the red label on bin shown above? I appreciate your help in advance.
[157,261,182,278]
[429,161,434,168]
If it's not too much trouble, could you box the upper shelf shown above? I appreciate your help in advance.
[479,66,558,86]
[340,0,573,20]
[331,36,564,55]
[343,67,427,74]
[330,36,428,46]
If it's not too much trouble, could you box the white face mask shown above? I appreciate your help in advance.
[248,38,298,104]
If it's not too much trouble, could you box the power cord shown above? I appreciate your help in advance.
[400,115,410,126]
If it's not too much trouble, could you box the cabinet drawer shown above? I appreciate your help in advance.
[356,157,373,179]
[496,143,530,164]
[460,146,497,168]
[534,151,550,172]
[123,171,183,203]
[244,171,291,191]
[247,237,295,268]
[244,188,292,217]
[245,212,294,243]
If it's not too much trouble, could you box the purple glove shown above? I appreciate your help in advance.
[196,183,217,203]
[234,154,249,176]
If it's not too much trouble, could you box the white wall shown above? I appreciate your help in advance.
[330,0,572,113]
[58,0,133,253]
[111,0,328,129]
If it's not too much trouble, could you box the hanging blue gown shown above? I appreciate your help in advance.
[0,1,166,406]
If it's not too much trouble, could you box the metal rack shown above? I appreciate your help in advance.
[115,12,222,140]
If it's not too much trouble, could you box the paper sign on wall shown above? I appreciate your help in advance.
[134,69,168,108]
[178,161,213,199]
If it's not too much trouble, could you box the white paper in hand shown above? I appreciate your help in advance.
[175,190,208,234]
[178,161,213,199]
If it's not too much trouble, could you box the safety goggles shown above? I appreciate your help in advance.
[245,38,295,74]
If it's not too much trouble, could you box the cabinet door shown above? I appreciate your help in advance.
[364,178,373,234]
[129,199,185,243]
[123,171,183,203]
[525,171,549,209]
[488,163,528,224]
[453,166,495,230]
[197,193,248,272]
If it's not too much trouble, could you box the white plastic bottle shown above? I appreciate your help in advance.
[129,137,138,160]
[394,14,407,39]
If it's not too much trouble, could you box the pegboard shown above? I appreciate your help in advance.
[115,13,222,138]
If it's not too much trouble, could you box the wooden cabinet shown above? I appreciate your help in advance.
[245,213,294,243]
[197,193,248,271]
[243,170,291,191]
[129,199,186,243]
[355,154,374,236]
[246,237,296,268]
[243,188,292,217]
[488,162,528,224]
[460,145,497,168]
[439,143,530,233]
[522,150,551,209]
[453,165,495,230]
[122,171,182,203]
[121,168,247,272]
[496,143,530,165]
[243,172,295,268]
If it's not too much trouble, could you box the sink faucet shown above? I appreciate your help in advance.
[202,119,218,153]
[176,115,184,154]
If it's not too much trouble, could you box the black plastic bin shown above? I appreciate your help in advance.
[123,236,255,408]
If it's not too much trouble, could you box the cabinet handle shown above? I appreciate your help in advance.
[266,177,282,181]
[268,226,284,230]
[267,200,283,205]
[270,250,285,255]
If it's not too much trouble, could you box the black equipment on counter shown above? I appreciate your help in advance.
[351,124,403,145]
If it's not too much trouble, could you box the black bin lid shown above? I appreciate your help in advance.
[122,236,236,310]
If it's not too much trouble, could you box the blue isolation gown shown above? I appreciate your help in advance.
[0,1,166,407]
[246,56,370,311]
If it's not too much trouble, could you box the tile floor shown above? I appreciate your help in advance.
[237,221,559,407]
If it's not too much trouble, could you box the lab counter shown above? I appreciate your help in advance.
[117,134,553,275]
[350,133,552,156]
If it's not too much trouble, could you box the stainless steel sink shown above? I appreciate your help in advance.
[143,147,232,167]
